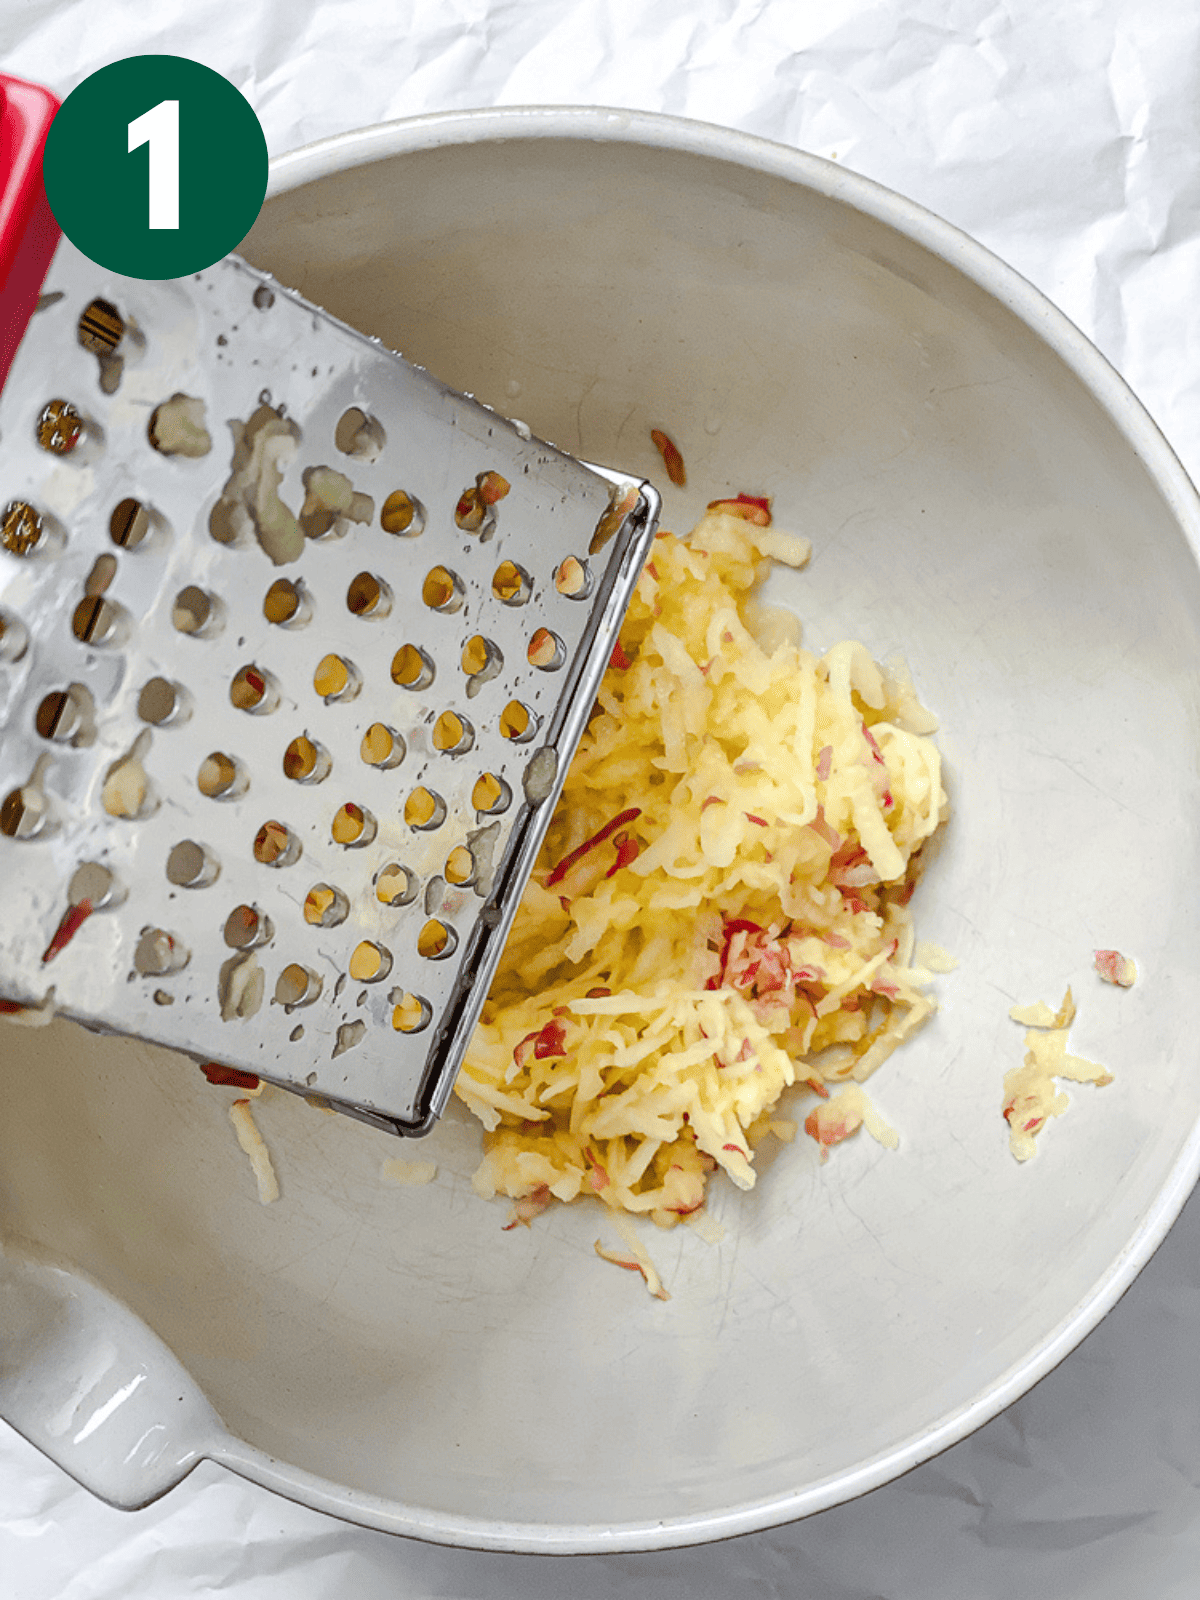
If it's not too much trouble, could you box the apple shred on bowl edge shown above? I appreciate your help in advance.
[1003,988,1114,1161]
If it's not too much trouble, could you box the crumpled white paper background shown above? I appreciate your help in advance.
[3,2,1200,1595]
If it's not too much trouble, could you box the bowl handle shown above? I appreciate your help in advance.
[0,1247,225,1509]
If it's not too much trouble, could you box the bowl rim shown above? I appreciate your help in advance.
[215,103,1200,1553]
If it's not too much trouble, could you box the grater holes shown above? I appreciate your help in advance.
[77,297,124,356]
[590,482,641,555]
[381,489,425,537]
[0,611,28,662]
[299,466,373,540]
[349,941,392,983]
[35,684,93,745]
[263,578,311,628]
[231,664,279,714]
[87,553,117,594]
[108,499,143,550]
[391,991,432,1033]
[500,700,539,742]
[198,751,247,801]
[554,555,594,598]
[283,736,331,784]
[253,820,301,867]
[422,566,464,613]
[1,763,51,840]
[332,803,376,848]
[173,585,222,637]
[314,653,361,703]
[101,735,153,819]
[218,952,265,1020]
[472,772,511,815]
[335,407,386,462]
[224,904,272,948]
[527,628,565,670]
[347,571,391,619]
[460,634,502,687]
[166,840,218,888]
[138,677,187,726]
[304,883,349,927]
[2,501,45,558]
[73,555,122,645]
[376,863,418,906]
[148,393,211,458]
[361,722,405,770]
[391,644,435,691]
[445,845,475,886]
[523,747,558,804]
[134,928,188,977]
[77,298,126,393]
[455,471,510,536]
[69,861,117,910]
[110,498,154,550]
[453,492,491,538]
[333,1019,366,1056]
[432,711,474,754]
[404,787,446,831]
[418,919,457,960]
[37,400,83,456]
[491,561,531,606]
[0,791,39,838]
[275,963,322,1008]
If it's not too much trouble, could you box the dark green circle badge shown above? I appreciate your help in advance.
[43,55,268,279]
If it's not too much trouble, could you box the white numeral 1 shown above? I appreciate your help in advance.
[128,99,180,230]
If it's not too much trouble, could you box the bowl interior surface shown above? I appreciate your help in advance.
[3,114,1200,1549]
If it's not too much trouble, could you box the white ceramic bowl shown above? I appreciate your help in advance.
[4,108,1200,1554]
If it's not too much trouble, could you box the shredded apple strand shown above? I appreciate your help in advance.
[457,505,948,1229]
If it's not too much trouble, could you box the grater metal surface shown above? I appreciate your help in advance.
[0,240,659,1135]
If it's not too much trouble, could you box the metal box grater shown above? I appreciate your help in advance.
[0,240,659,1135]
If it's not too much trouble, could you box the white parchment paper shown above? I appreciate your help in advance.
[3,2,1200,1594]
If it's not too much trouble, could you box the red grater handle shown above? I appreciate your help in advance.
[0,74,61,392]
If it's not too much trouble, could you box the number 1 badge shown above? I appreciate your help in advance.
[43,56,267,279]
